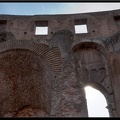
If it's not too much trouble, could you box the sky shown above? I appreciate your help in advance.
[85,86,109,117]
[0,2,120,15]
[0,2,117,117]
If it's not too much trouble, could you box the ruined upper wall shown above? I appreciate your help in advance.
[0,9,120,41]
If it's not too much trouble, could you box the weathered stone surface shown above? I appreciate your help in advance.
[0,9,120,117]
[0,49,53,117]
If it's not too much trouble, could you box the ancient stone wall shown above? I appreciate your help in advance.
[0,9,120,117]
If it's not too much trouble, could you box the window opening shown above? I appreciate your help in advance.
[35,21,48,35]
[75,24,88,34]
[84,86,109,117]
[74,18,88,34]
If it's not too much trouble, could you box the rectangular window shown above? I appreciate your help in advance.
[74,19,88,34]
[35,21,48,35]
[75,24,88,34]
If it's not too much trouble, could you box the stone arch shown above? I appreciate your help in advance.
[0,48,53,117]
[72,42,115,117]
[72,42,112,93]
[0,40,62,117]
[0,40,62,75]
[72,41,108,59]
[84,82,114,117]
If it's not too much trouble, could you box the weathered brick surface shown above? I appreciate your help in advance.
[0,9,120,117]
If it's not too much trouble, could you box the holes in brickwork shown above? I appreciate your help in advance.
[74,18,88,34]
[114,15,120,30]
[0,20,7,32]
[114,16,120,22]
[0,20,7,24]
[24,32,27,34]
[35,21,48,35]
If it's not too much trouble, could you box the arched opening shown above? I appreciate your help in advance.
[84,86,110,117]
[0,49,53,117]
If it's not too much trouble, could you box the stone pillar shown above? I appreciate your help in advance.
[50,30,88,117]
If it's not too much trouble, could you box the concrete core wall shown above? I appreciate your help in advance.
[0,9,120,117]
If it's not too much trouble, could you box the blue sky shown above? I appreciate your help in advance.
[0,2,68,15]
[0,2,118,117]
[0,2,120,15]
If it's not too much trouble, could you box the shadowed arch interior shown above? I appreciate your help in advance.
[0,49,53,117]
[72,42,108,59]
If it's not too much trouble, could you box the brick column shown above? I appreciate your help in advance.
[50,30,88,117]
